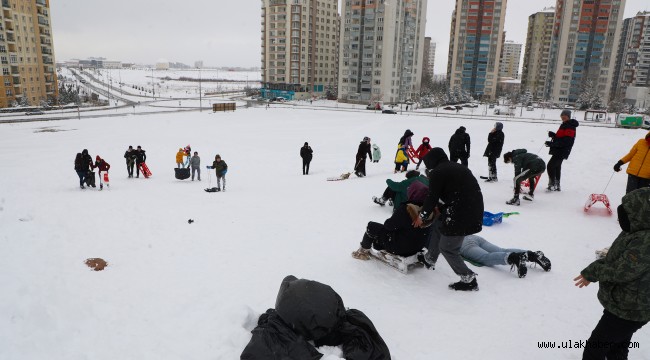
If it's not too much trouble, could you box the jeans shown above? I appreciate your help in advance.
[76,171,85,187]
[126,161,134,177]
[626,174,650,194]
[177,162,183,169]
[427,219,474,276]
[191,166,201,181]
[460,235,524,266]
[217,175,226,190]
[583,309,647,360]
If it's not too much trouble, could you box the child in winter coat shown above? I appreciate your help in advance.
[414,137,432,170]
[208,154,228,191]
[176,148,185,169]
[190,151,201,181]
[94,156,111,190]
[372,144,381,163]
[184,145,192,167]
[394,146,409,173]
[613,131,650,194]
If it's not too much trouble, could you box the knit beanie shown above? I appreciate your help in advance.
[407,181,428,203]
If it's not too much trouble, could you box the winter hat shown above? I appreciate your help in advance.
[304,142,309,146]
[422,148,449,170]
[423,137,430,143]
[179,148,183,151]
[645,132,650,144]
[363,136,370,142]
[561,109,572,118]
[407,181,428,203]
[459,126,466,132]
[405,169,420,179]
[503,152,513,163]
[495,122,503,131]
[95,155,101,161]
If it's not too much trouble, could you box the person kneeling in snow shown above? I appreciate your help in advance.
[352,181,432,260]
[459,235,551,278]
[503,149,546,206]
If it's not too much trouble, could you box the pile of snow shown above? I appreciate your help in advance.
[1,107,649,359]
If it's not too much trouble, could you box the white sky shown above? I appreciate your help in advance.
[51,0,649,73]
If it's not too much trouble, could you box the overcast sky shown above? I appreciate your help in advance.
[51,0,649,73]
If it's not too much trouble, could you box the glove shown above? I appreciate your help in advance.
[206,166,213,169]
[548,131,555,138]
[545,141,551,147]
[614,160,624,172]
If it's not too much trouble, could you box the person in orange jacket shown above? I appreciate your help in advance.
[176,148,186,169]
[614,132,650,193]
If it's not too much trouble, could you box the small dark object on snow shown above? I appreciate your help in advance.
[85,258,107,271]
[205,187,220,193]
[188,219,194,224]
[241,275,391,359]
[174,168,190,180]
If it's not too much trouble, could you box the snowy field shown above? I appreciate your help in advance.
[1,106,649,359]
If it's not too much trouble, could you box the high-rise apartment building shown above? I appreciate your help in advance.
[521,7,555,100]
[0,0,57,108]
[612,11,650,99]
[498,40,522,79]
[546,0,626,104]
[428,41,436,77]
[422,36,431,83]
[447,0,508,100]
[260,0,339,100]
[338,0,428,104]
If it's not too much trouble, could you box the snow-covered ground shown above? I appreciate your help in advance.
[1,106,649,359]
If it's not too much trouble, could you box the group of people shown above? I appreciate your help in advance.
[175,145,202,181]
[123,145,147,178]
[73,149,111,190]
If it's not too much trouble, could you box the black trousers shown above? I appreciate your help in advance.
[547,155,564,183]
[355,157,367,175]
[583,309,647,360]
[450,155,468,167]
[126,161,134,176]
[136,162,143,177]
[487,156,498,178]
[302,159,311,174]
[382,187,397,201]
[626,174,650,194]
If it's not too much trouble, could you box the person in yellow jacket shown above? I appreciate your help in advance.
[614,132,650,193]
[176,148,186,169]
[394,145,409,173]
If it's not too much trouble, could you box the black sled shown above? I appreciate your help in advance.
[85,171,96,188]
[205,187,220,193]
[174,168,190,180]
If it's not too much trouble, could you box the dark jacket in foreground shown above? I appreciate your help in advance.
[548,119,579,159]
[421,148,484,236]
[241,275,391,359]
[581,188,650,322]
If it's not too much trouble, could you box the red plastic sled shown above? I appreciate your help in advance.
[584,194,613,214]
[103,172,110,184]
[521,175,541,191]
[139,163,152,178]
[406,146,419,163]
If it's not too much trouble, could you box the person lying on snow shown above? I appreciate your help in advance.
[352,181,433,260]
[458,235,551,278]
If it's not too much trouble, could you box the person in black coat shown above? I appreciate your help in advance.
[483,122,504,182]
[545,110,579,191]
[413,148,484,291]
[80,149,95,188]
[448,126,471,166]
[124,145,136,178]
[354,137,372,177]
[300,142,313,175]
[134,145,147,178]
[352,181,431,259]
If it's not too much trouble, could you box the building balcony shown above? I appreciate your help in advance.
[2,0,10,8]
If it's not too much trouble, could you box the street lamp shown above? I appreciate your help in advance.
[198,67,202,112]
[151,68,155,100]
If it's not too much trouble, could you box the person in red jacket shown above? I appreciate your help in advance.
[94,156,111,190]
[414,137,432,170]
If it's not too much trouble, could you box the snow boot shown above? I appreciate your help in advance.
[527,251,551,271]
[508,252,528,278]
[417,254,435,270]
[523,192,534,201]
[554,181,561,192]
[449,274,478,291]
[351,247,371,261]
[387,199,394,207]
[506,195,520,206]
[373,196,387,206]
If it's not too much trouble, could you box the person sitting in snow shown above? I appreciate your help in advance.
[372,143,381,163]
[459,235,551,278]
[207,154,228,191]
[394,145,409,173]
[352,181,432,260]
[175,148,185,169]
[414,137,432,170]
[94,156,111,190]
[503,149,546,206]
[373,170,429,210]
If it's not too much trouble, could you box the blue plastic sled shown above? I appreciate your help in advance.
[483,211,519,226]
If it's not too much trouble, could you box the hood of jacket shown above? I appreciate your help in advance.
[622,187,650,233]
[511,149,527,157]
[455,126,466,135]
[423,147,449,170]
[563,119,580,128]
[422,137,430,143]
[403,129,414,138]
